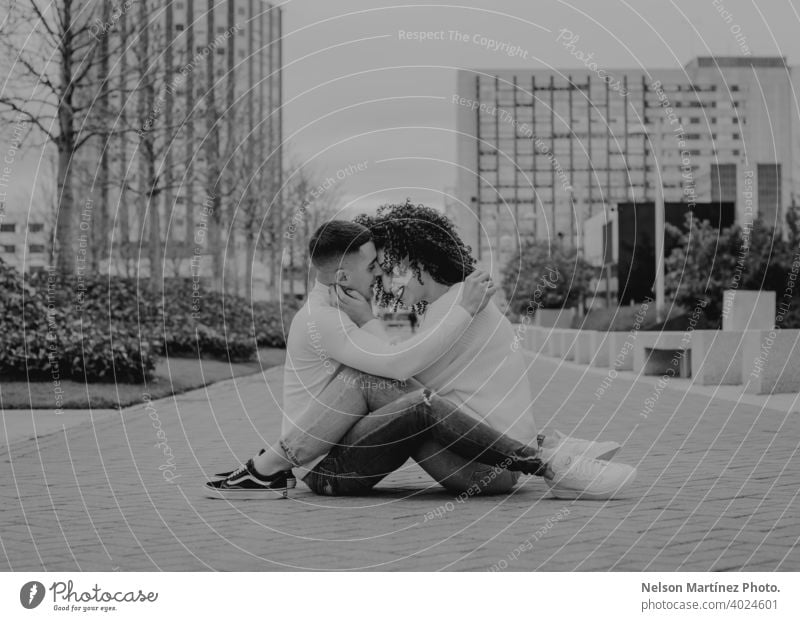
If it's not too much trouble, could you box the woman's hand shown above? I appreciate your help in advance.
[329,285,375,327]
[458,270,497,316]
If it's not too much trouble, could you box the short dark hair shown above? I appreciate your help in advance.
[308,220,373,267]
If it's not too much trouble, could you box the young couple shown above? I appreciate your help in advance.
[205,202,637,500]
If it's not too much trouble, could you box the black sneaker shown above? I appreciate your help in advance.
[204,459,296,499]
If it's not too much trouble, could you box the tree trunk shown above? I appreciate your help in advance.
[245,225,255,303]
[147,173,163,294]
[55,139,75,276]
[55,0,76,277]
[94,0,111,272]
[206,0,223,293]
[119,5,130,277]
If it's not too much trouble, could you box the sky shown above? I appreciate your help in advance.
[3,0,800,221]
[280,0,800,216]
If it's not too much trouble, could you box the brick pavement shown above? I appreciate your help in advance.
[1,354,799,571]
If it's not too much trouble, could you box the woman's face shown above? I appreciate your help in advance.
[377,249,425,307]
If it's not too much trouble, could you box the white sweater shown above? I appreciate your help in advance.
[282,280,472,438]
[414,282,538,444]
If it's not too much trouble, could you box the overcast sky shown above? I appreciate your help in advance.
[281,0,800,216]
[4,0,800,221]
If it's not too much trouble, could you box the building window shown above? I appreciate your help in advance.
[29,244,45,253]
[732,149,740,156]
[732,133,740,140]
[0,223,15,233]
[710,163,736,202]
[2,244,15,253]
[176,24,184,31]
[732,117,739,124]
[29,223,44,232]
[757,163,781,223]
[216,48,224,55]
[217,26,225,34]
[689,117,700,124]
[731,85,739,91]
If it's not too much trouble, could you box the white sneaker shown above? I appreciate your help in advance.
[544,430,621,461]
[543,452,636,500]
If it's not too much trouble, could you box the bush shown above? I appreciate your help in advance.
[665,211,800,328]
[0,260,158,382]
[502,239,594,319]
[2,261,299,383]
[61,323,157,383]
[154,278,296,354]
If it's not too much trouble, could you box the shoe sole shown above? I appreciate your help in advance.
[204,485,292,500]
[547,468,636,500]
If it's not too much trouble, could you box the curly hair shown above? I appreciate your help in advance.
[354,199,477,311]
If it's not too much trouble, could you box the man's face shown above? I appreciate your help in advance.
[336,241,384,299]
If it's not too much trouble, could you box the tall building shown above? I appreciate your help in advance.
[75,0,282,293]
[453,56,797,268]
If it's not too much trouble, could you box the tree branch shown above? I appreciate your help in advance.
[0,97,56,142]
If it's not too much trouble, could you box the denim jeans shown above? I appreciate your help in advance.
[288,368,535,496]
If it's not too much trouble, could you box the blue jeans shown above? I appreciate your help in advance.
[282,368,533,496]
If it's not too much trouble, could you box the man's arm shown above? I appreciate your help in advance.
[314,304,472,381]
[360,317,391,340]
[317,270,496,380]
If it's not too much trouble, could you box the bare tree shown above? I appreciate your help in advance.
[279,159,342,296]
[112,0,194,293]
[0,0,126,276]
[224,123,279,301]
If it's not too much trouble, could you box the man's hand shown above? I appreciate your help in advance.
[458,270,497,316]
[329,285,375,327]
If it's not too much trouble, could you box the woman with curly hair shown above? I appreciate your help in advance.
[208,202,634,500]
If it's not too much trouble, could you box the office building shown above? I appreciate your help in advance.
[452,56,797,269]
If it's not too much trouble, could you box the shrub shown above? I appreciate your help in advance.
[502,239,594,319]
[2,262,300,382]
[665,211,800,328]
[0,260,159,382]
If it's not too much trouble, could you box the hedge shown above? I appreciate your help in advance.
[0,259,296,383]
